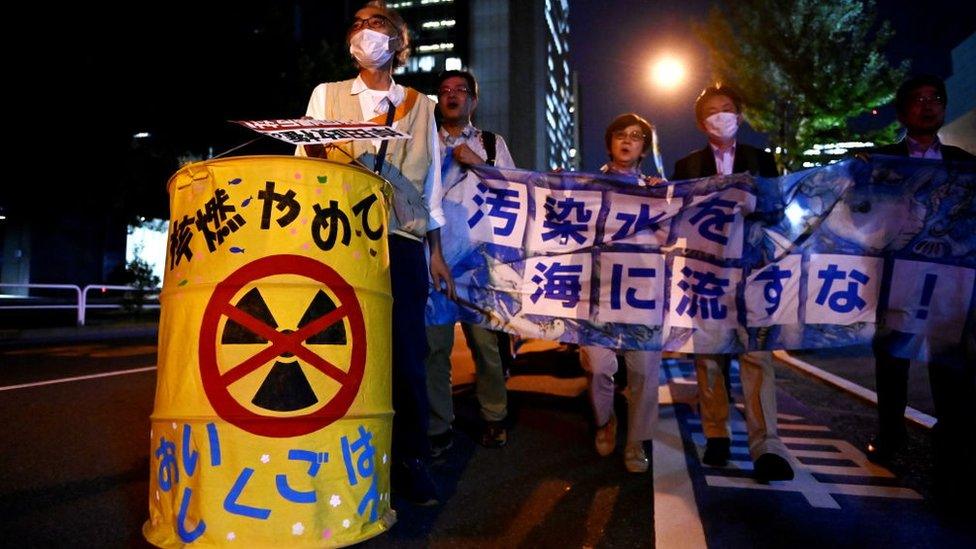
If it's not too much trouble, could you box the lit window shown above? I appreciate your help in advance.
[417,43,454,53]
[422,19,456,29]
[418,56,436,72]
[445,57,462,70]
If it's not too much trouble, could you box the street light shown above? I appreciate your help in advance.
[651,56,686,90]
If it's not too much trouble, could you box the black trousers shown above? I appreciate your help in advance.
[874,344,976,470]
[389,235,431,461]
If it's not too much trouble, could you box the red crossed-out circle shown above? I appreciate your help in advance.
[199,254,367,438]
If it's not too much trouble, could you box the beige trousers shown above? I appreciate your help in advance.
[581,346,661,444]
[695,351,787,460]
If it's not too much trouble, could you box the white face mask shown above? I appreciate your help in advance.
[349,29,395,69]
[704,112,739,142]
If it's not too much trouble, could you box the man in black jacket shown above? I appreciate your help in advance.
[672,86,778,181]
[870,75,976,162]
[672,85,792,482]
[866,75,975,485]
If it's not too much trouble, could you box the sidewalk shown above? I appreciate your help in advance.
[785,345,936,418]
[0,320,158,347]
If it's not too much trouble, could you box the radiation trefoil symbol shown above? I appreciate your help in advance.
[199,255,367,437]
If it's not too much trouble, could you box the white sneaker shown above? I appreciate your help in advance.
[624,442,649,473]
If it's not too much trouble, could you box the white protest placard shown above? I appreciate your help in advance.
[234,119,411,145]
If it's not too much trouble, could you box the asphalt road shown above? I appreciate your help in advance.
[0,336,973,548]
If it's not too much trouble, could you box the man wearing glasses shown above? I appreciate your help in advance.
[673,85,793,482]
[866,75,974,500]
[870,75,974,161]
[425,70,516,458]
[299,0,453,506]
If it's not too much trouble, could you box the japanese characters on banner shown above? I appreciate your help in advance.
[234,119,411,146]
[426,156,976,361]
[147,157,395,547]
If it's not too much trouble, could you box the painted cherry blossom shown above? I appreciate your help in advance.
[260,454,270,464]
[329,494,342,507]
[292,522,305,535]
[342,519,351,529]
[226,532,236,541]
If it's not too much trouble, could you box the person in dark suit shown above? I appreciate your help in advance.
[865,75,975,489]
[672,86,778,181]
[869,75,976,163]
[672,85,792,482]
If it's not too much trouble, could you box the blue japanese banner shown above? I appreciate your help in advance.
[425,156,976,361]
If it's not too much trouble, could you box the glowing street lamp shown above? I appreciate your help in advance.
[651,56,686,90]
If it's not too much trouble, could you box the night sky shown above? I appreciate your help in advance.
[570,0,976,176]
[9,0,974,215]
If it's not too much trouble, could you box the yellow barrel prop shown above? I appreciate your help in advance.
[144,156,394,547]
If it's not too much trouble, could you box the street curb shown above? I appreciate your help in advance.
[0,323,158,347]
[771,350,936,429]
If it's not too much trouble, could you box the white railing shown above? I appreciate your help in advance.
[0,283,159,326]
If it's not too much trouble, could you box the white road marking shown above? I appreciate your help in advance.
[684,417,831,431]
[654,366,707,549]
[670,358,924,509]
[0,366,156,392]
[705,476,922,502]
[773,351,936,429]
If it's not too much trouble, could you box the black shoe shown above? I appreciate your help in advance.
[480,421,508,448]
[754,453,794,482]
[865,436,902,464]
[702,437,731,467]
[392,458,440,506]
[429,430,454,459]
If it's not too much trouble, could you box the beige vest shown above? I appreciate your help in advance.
[320,79,434,238]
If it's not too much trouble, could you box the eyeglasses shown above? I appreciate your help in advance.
[612,130,646,141]
[437,86,471,97]
[349,15,393,31]
[911,94,945,106]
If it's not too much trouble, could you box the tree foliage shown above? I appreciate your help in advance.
[696,0,908,170]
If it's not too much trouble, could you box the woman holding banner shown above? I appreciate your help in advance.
[582,113,664,473]
[298,0,453,506]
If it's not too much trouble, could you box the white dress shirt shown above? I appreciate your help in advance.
[710,141,737,175]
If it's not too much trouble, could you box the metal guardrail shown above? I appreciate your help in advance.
[0,283,159,326]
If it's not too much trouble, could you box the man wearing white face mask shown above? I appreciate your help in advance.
[673,85,792,482]
[298,0,453,506]
[673,85,778,181]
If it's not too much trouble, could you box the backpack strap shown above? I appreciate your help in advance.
[481,130,497,166]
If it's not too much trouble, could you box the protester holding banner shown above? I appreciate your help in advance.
[582,114,664,474]
[299,0,454,505]
[865,75,975,496]
[673,85,794,481]
[425,70,515,455]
